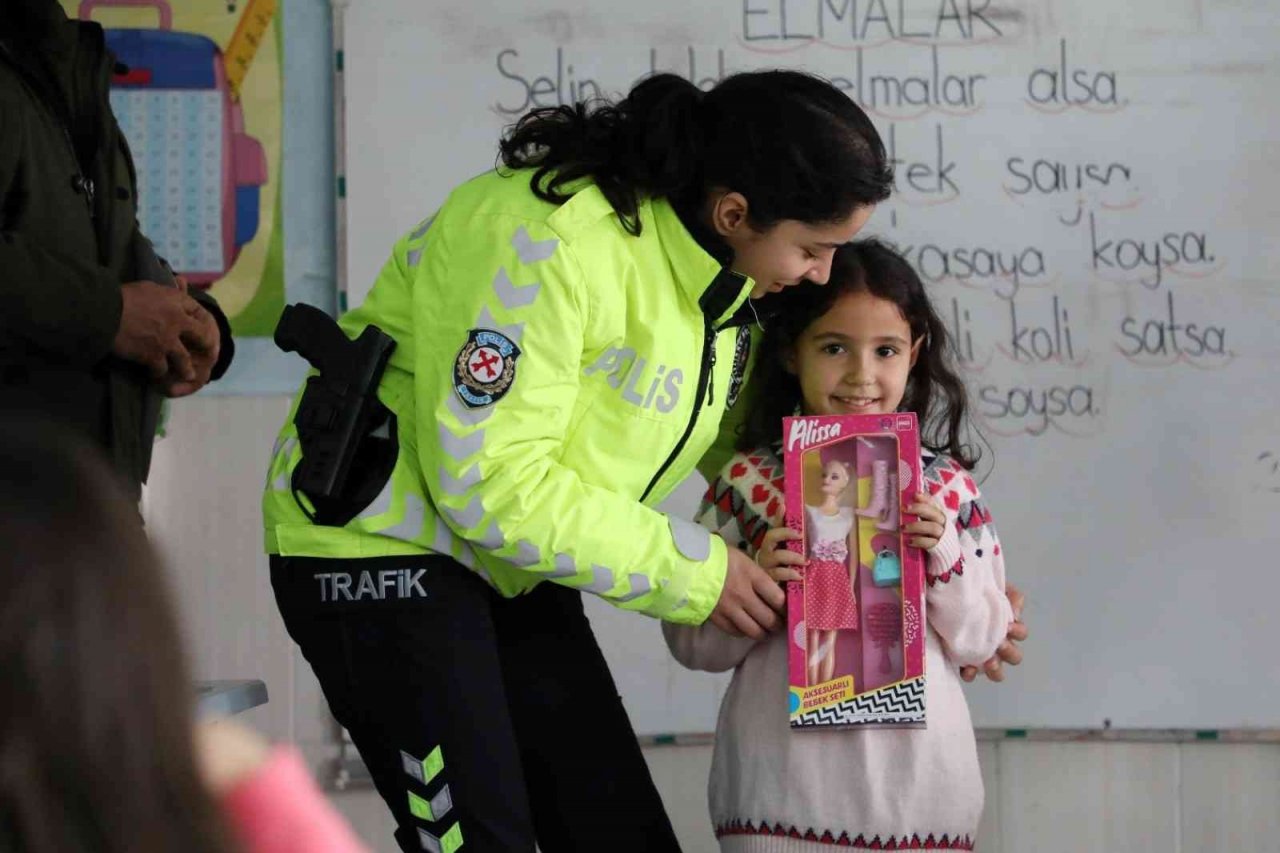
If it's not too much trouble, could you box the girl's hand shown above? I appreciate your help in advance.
[757,526,805,583]
[903,493,947,551]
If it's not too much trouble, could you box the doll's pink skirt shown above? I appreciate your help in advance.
[805,558,859,631]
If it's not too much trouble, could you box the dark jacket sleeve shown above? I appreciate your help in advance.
[0,96,122,365]
[190,285,235,380]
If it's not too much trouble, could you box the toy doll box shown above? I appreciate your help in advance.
[783,413,926,729]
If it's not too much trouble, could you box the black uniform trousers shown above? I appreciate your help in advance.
[270,554,682,853]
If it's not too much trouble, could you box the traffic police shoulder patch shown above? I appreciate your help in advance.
[454,328,521,409]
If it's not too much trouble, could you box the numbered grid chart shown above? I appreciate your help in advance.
[111,89,225,275]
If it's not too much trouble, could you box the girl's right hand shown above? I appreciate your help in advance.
[757,527,805,583]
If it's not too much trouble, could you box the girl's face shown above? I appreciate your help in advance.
[820,460,850,496]
[711,197,875,298]
[788,289,922,417]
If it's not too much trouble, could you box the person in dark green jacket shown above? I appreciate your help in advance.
[0,0,234,499]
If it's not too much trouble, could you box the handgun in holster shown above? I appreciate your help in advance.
[273,303,397,526]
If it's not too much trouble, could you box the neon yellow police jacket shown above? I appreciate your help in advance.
[263,170,755,625]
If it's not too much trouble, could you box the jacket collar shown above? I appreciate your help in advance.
[648,196,754,327]
[549,180,756,328]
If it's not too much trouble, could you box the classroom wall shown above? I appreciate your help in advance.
[149,396,1280,853]
[135,2,1277,848]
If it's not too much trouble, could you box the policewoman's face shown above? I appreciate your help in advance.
[712,197,874,299]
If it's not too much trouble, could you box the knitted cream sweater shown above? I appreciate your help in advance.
[664,446,1014,851]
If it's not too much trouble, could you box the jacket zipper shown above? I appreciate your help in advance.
[706,332,717,406]
[78,26,113,264]
[62,127,96,222]
[640,315,717,503]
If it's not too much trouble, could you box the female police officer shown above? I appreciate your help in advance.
[264,70,891,852]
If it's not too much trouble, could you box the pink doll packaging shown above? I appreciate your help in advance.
[783,413,926,728]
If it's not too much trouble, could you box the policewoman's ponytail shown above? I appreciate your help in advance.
[499,74,705,236]
[499,70,892,236]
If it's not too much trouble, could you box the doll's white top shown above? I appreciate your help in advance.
[804,505,853,562]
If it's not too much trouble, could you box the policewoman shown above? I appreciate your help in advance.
[264,71,891,853]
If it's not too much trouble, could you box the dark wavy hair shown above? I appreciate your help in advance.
[738,239,982,469]
[498,70,893,237]
[0,420,230,853]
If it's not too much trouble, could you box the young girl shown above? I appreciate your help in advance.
[664,239,1016,851]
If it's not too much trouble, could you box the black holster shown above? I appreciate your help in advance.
[274,303,397,526]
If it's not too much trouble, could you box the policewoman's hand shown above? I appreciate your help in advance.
[710,545,788,640]
[960,583,1028,682]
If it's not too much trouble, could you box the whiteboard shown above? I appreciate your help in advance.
[342,0,1280,731]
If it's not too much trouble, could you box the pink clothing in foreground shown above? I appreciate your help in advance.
[222,746,370,853]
